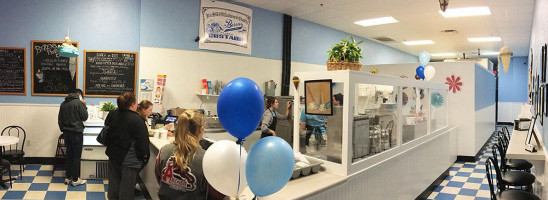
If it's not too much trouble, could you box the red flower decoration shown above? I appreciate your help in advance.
[445,75,463,93]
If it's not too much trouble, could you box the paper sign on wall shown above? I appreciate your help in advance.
[153,74,166,113]
[199,0,252,55]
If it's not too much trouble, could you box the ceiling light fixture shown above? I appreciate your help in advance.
[439,6,491,18]
[354,16,399,27]
[439,0,449,12]
[431,53,456,57]
[467,37,501,42]
[402,40,435,45]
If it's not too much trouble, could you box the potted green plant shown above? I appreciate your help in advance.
[100,102,116,120]
[327,36,363,71]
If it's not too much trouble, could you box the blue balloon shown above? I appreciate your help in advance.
[419,51,430,66]
[246,137,294,197]
[416,66,425,79]
[217,77,264,139]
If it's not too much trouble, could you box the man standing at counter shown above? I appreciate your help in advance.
[58,89,88,186]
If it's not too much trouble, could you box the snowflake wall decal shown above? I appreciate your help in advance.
[445,75,462,93]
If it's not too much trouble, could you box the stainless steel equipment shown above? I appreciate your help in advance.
[352,115,369,159]
[326,106,343,163]
[264,81,276,97]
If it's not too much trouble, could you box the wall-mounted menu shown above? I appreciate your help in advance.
[0,47,26,95]
[32,40,78,96]
[84,51,137,97]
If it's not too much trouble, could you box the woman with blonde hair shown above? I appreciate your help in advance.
[155,109,221,199]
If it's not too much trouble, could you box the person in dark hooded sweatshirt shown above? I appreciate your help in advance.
[106,92,150,200]
[58,89,88,186]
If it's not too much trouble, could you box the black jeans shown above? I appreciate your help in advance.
[108,160,140,200]
[64,131,83,181]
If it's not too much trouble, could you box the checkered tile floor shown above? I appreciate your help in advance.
[0,165,146,199]
[427,125,524,200]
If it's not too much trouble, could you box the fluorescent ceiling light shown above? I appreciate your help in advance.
[467,37,501,42]
[439,6,491,18]
[354,16,399,27]
[431,53,456,57]
[402,40,435,45]
[481,52,500,55]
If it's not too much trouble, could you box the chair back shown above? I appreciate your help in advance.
[502,126,511,139]
[493,142,509,172]
[1,126,26,152]
[496,130,509,149]
[486,157,503,200]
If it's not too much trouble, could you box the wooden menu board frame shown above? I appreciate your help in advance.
[0,47,26,95]
[31,40,79,96]
[83,50,138,97]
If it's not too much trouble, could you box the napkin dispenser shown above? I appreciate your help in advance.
[514,118,531,131]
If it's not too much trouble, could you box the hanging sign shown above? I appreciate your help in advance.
[199,0,252,55]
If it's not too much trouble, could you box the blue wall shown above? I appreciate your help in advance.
[291,18,418,65]
[140,0,284,60]
[0,0,141,105]
[1,0,417,105]
[475,64,496,110]
[498,56,528,102]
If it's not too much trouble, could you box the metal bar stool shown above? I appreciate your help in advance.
[486,157,540,200]
[492,144,535,191]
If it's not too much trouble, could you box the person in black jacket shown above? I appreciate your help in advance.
[106,92,150,200]
[58,89,88,186]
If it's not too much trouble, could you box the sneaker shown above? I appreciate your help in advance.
[64,178,71,185]
[71,178,87,186]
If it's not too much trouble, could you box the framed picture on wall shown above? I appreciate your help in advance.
[530,48,534,104]
[540,45,546,83]
[540,85,544,125]
[545,85,547,117]
[540,44,548,82]
[304,79,333,115]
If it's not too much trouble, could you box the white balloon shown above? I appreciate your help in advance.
[203,140,248,197]
[424,65,436,81]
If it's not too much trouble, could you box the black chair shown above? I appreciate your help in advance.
[52,133,66,174]
[1,126,26,178]
[496,131,533,172]
[486,157,540,200]
[492,144,535,191]
[0,159,12,188]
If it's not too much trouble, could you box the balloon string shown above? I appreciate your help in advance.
[236,140,243,196]
[252,195,257,200]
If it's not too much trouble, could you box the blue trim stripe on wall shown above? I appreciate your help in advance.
[475,64,496,111]
[498,57,528,103]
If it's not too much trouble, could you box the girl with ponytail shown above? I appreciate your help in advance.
[155,109,218,200]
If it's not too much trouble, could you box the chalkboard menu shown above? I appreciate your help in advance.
[0,47,26,95]
[31,40,78,96]
[84,51,138,97]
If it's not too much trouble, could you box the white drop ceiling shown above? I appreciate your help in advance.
[234,0,534,58]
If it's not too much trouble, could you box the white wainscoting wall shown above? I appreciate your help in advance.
[498,102,524,123]
[475,104,496,152]
[0,104,61,157]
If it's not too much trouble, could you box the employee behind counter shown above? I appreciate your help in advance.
[261,96,291,138]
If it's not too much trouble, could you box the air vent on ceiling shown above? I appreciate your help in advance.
[372,36,397,42]
[440,29,458,35]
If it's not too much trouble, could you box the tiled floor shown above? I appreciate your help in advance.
[427,126,518,200]
[0,165,146,199]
